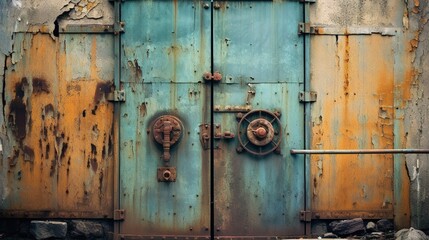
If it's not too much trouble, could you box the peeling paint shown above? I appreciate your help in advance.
[0,32,114,218]
[404,0,429,229]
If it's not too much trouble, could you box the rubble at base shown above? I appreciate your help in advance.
[314,218,429,240]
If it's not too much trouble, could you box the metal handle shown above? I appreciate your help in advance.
[290,149,429,155]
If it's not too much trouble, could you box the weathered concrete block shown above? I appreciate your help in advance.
[396,228,429,240]
[70,220,104,238]
[312,221,328,236]
[376,219,394,232]
[30,221,67,240]
[332,218,365,237]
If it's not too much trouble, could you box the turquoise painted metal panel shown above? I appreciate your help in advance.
[119,0,211,237]
[120,0,305,237]
[121,0,211,84]
[212,1,305,236]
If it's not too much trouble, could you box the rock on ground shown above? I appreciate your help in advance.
[332,218,366,237]
[70,220,104,238]
[396,228,429,240]
[30,221,67,240]
[366,221,376,233]
[376,219,394,232]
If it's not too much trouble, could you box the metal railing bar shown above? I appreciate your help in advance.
[290,149,429,155]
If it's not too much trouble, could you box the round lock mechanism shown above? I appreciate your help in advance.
[237,109,282,156]
[152,115,183,161]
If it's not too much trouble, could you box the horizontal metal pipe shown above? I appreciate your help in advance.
[290,149,429,155]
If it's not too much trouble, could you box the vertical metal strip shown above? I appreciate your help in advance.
[303,1,312,236]
[113,1,121,239]
[210,1,215,239]
[393,32,411,228]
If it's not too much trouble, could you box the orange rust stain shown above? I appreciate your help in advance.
[343,36,350,96]
[4,34,113,217]
[90,37,99,80]
[311,35,394,215]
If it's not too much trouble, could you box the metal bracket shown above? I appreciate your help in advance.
[299,0,316,3]
[298,22,315,35]
[200,124,234,149]
[214,105,252,113]
[157,167,177,182]
[199,124,211,150]
[113,209,125,221]
[214,124,235,140]
[299,91,317,103]
[300,210,312,222]
[107,90,126,102]
[114,21,125,35]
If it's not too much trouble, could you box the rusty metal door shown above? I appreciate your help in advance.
[119,0,305,238]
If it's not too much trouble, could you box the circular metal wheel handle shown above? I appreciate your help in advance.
[152,115,183,146]
[238,109,282,156]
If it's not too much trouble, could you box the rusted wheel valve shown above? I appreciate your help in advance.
[152,115,184,161]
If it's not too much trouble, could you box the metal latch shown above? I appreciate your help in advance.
[200,124,211,150]
[298,22,316,35]
[107,90,126,102]
[200,124,234,149]
[214,125,235,140]
[300,210,312,222]
[203,72,222,81]
[114,209,125,221]
[299,91,317,103]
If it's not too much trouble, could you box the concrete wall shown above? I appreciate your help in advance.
[404,0,429,230]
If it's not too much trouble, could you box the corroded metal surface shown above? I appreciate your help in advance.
[119,0,305,237]
[310,35,397,222]
[212,0,305,236]
[119,0,211,236]
[0,33,114,218]
[1,0,429,235]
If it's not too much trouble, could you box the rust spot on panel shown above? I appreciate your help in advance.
[90,143,98,171]
[60,142,68,159]
[99,170,104,198]
[32,77,50,94]
[66,83,82,94]
[139,102,147,117]
[91,158,98,172]
[9,149,20,166]
[102,145,106,159]
[91,105,98,115]
[23,146,35,162]
[94,82,113,104]
[9,77,29,140]
[45,143,50,159]
[128,60,142,81]
[343,36,350,96]
[50,158,57,177]
[108,133,113,156]
[44,104,54,115]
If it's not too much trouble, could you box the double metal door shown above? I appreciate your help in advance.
[119,0,305,238]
